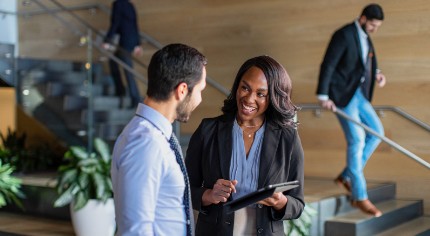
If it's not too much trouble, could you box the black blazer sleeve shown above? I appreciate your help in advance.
[104,1,121,44]
[316,28,349,96]
[316,23,369,107]
[272,128,305,221]
[185,119,211,212]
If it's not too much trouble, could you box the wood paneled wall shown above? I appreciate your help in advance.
[18,0,430,213]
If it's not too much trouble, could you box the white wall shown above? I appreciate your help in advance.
[0,0,18,55]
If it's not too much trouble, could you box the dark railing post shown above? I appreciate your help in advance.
[86,29,94,154]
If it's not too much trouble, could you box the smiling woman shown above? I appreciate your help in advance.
[185,55,305,236]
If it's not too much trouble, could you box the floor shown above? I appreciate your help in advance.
[0,177,385,236]
[0,212,74,236]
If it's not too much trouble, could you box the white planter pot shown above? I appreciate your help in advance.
[70,199,116,236]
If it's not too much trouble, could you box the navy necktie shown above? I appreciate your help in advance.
[169,133,193,236]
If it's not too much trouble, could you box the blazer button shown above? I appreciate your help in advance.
[257,228,264,234]
[225,221,231,225]
[257,204,263,208]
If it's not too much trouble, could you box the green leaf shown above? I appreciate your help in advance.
[92,172,105,199]
[56,169,78,192]
[94,138,111,164]
[70,146,89,160]
[77,158,99,168]
[0,160,24,209]
[54,185,75,207]
[77,172,89,189]
[73,191,88,211]
[283,204,318,236]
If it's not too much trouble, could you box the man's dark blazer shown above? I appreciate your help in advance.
[185,114,305,236]
[316,22,378,107]
[104,0,141,52]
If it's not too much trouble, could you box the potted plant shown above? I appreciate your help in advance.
[0,159,25,209]
[54,138,115,236]
[0,128,62,173]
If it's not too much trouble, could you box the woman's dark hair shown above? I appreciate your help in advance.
[222,55,299,128]
[146,43,207,101]
[361,3,384,21]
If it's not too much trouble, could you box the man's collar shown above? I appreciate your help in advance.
[354,19,368,39]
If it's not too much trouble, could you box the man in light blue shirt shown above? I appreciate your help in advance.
[111,43,207,235]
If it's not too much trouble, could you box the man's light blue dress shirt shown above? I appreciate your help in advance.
[111,103,187,236]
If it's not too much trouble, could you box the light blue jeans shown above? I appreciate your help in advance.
[337,88,384,200]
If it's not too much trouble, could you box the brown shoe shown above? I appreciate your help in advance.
[334,175,351,192]
[351,199,383,217]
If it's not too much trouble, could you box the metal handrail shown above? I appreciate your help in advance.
[48,0,148,68]
[0,3,99,17]
[299,103,430,170]
[30,0,147,85]
[299,103,430,134]
[93,2,230,96]
[374,105,430,133]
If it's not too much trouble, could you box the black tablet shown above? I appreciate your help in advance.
[223,180,300,214]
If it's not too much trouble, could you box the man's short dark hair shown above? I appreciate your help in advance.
[147,43,207,101]
[361,3,384,21]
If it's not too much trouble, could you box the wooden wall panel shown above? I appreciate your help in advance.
[18,0,430,213]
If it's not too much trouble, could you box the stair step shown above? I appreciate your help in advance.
[325,199,423,236]
[81,109,135,124]
[306,180,396,235]
[47,71,87,84]
[38,82,104,97]
[375,216,430,236]
[63,95,127,111]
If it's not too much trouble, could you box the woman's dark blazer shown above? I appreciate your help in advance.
[316,22,378,107]
[185,114,305,236]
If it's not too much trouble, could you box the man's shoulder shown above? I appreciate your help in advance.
[331,22,356,42]
[334,22,355,33]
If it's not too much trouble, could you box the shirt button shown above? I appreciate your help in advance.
[257,228,264,234]
[257,204,263,208]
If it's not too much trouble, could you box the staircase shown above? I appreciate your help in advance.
[305,178,429,236]
[17,57,135,146]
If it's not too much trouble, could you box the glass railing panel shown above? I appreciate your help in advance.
[16,0,142,153]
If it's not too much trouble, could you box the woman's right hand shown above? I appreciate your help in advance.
[202,179,238,206]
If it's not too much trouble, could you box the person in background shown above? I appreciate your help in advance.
[103,0,142,108]
[186,55,304,236]
[316,3,386,217]
[111,43,207,235]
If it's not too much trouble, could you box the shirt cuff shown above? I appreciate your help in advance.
[317,94,329,101]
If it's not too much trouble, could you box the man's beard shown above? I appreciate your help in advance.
[360,22,368,35]
[176,95,192,123]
